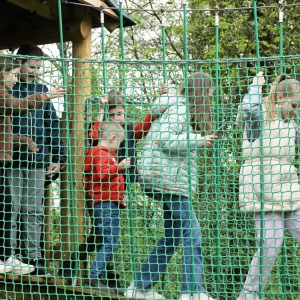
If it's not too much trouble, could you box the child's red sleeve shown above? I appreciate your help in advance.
[88,121,101,141]
[134,113,156,140]
[93,155,119,182]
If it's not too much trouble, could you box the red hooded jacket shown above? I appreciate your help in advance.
[84,146,126,208]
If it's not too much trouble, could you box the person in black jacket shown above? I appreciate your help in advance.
[7,44,66,276]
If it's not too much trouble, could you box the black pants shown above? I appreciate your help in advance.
[0,164,13,261]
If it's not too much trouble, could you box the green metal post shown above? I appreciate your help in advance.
[161,9,167,83]
[278,1,287,298]
[57,0,79,285]
[161,8,167,292]
[182,0,196,294]
[214,6,221,296]
[100,9,109,121]
[118,0,137,284]
[101,9,108,95]
[253,1,265,299]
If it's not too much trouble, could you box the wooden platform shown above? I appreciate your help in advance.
[0,274,126,300]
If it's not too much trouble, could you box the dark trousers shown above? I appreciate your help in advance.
[0,164,13,261]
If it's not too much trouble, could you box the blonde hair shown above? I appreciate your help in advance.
[179,72,213,133]
[264,75,300,120]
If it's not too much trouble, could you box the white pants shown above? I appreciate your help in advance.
[244,210,300,292]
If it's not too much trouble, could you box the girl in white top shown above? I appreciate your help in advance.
[236,72,300,300]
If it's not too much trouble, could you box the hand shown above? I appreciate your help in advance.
[117,158,131,171]
[252,71,265,86]
[159,83,168,96]
[46,163,60,177]
[47,86,66,99]
[27,138,39,153]
[202,135,218,148]
[100,96,108,105]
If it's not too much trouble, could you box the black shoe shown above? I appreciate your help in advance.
[57,260,73,283]
[28,259,51,277]
[85,278,115,295]
[104,275,125,296]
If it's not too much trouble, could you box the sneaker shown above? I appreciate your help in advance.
[125,282,165,299]
[237,291,260,300]
[180,293,216,300]
[193,293,217,300]
[85,278,115,295]
[28,259,51,277]
[0,259,12,273]
[5,256,35,275]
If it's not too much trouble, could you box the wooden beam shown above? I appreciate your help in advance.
[69,6,92,280]
[79,0,119,20]
[0,21,90,50]
[6,0,71,21]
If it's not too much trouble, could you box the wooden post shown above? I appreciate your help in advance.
[71,6,92,249]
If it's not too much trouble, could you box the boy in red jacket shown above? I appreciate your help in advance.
[84,121,130,293]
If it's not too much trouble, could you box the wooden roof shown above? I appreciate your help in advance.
[0,0,136,50]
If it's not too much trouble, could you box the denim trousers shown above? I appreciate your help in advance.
[90,201,120,278]
[136,193,205,293]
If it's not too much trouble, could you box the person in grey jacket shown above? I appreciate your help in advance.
[236,72,300,300]
[125,72,218,300]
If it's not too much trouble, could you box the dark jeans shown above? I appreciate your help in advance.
[90,201,120,278]
[0,164,13,261]
[135,193,205,293]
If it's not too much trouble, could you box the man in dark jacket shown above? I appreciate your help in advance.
[8,44,66,276]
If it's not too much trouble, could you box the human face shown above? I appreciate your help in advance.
[279,93,300,121]
[3,67,19,90]
[20,59,42,83]
[110,130,125,151]
[108,105,125,126]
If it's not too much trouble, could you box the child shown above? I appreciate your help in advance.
[0,56,52,274]
[236,72,300,300]
[125,72,217,300]
[60,88,165,288]
[84,121,131,292]
[89,88,165,185]
[8,44,66,276]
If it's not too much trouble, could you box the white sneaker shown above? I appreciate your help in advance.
[193,293,217,300]
[0,259,12,273]
[125,282,165,299]
[5,256,35,275]
[237,291,260,300]
[179,294,191,300]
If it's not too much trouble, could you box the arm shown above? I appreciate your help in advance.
[134,113,156,140]
[295,125,300,145]
[158,105,207,153]
[236,72,265,141]
[0,92,49,116]
[239,85,262,122]
[93,155,120,182]
[88,121,100,142]
[12,134,36,151]
[44,102,66,165]
[151,92,179,118]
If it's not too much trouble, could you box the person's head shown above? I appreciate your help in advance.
[16,44,44,83]
[179,72,214,133]
[98,121,124,152]
[265,75,300,121]
[106,89,125,126]
[0,57,20,90]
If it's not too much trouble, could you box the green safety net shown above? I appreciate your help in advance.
[0,1,300,300]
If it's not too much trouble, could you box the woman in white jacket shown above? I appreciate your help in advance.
[237,72,300,300]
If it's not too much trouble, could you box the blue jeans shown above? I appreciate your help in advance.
[90,201,120,278]
[136,193,205,293]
